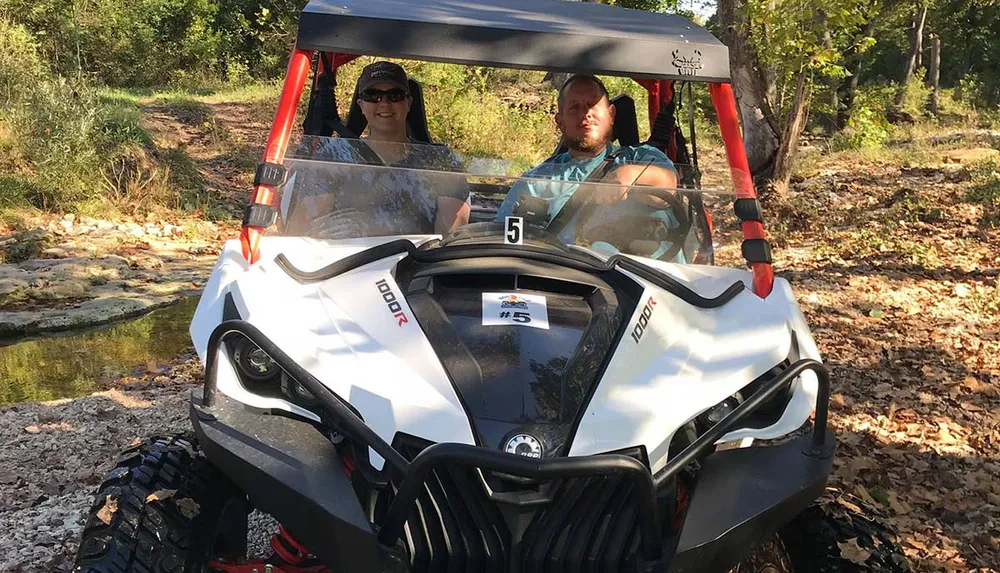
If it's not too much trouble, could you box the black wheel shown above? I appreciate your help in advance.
[73,434,250,573]
[732,492,911,573]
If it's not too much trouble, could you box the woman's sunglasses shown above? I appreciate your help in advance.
[360,88,409,103]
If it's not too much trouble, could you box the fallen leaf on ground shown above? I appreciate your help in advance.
[97,495,118,525]
[24,425,40,434]
[854,485,879,507]
[145,489,178,503]
[889,491,913,515]
[838,538,873,564]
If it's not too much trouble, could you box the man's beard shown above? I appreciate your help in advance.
[565,123,613,153]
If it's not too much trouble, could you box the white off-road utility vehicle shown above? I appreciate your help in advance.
[72,0,911,572]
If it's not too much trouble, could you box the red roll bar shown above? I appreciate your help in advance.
[709,82,773,297]
[240,47,314,264]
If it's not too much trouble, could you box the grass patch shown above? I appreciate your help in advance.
[966,159,1000,227]
[218,144,261,171]
[151,93,215,125]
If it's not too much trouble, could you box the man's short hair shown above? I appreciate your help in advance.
[557,74,610,111]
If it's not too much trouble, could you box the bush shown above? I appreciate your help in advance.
[0,19,160,213]
[2,0,223,88]
[831,86,893,150]
[0,18,47,108]
[967,158,1000,227]
[897,69,933,120]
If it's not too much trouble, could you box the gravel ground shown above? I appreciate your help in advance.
[0,353,279,572]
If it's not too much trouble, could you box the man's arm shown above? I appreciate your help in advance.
[608,163,677,191]
[593,145,679,206]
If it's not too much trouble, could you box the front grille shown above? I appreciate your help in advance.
[521,475,640,573]
[377,438,646,573]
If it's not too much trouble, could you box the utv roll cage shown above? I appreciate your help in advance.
[239,0,775,298]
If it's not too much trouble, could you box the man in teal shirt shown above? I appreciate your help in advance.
[495,75,679,253]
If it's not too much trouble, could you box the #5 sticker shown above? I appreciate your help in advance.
[482,292,550,330]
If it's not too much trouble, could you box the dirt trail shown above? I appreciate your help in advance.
[0,98,270,338]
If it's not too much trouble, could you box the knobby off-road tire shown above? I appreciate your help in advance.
[733,492,911,573]
[73,434,250,573]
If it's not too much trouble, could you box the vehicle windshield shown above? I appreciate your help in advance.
[275,136,740,265]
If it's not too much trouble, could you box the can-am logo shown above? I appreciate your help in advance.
[375,279,409,327]
[500,295,528,309]
[672,49,703,76]
[505,434,543,458]
[630,296,657,344]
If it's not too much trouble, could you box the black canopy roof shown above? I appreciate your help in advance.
[297,0,730,82]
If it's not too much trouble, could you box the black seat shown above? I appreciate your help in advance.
[548,94,640,157]
[609,94,640,147]
[346,78,434,143]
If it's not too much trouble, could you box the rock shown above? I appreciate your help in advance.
[62,214,75,223]
[32,281,90,301]
[940,148,1000,165]
[96,221,115,231]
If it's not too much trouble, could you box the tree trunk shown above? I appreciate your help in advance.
[819,26,839,135]
[716,0,780,186]
[770,70,811,199]
[928,33,940,114]
[898,1,928,105]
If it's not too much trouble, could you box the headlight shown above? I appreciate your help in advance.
[231,338,279,381]
[281,372,319,406]
[697,397,740,432]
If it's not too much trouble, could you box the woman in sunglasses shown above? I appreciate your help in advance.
[350,61,471,235]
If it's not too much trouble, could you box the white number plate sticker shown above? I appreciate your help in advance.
[482,292,550,330]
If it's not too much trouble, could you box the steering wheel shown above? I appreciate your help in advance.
[574,187,692,262]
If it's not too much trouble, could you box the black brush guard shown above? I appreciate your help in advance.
[192,320,835,573]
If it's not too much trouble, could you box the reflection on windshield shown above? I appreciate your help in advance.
[277,137,736,264]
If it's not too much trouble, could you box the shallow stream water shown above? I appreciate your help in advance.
[0,297,199,407]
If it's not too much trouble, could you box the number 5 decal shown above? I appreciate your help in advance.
[505,216,523,245]
[512,311,531,323]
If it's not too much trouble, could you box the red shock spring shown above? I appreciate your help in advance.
[207,525,331,573]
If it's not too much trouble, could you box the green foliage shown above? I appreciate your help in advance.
[897,68,932,120]
[831,84,893,150]
[0,21,161,212]
[860,0,1000,111]
[1,0,224,87]
[214,0,306,81]
[744,0,874,145]
[0,18,46,107]
[747,0,871,80]
[966,158,1000,226]
[612,0,676,12]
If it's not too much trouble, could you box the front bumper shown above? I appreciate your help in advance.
[192,320,836,573]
